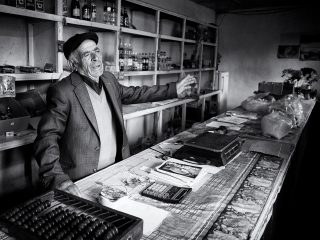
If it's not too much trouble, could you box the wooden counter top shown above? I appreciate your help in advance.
[0,99,315,240]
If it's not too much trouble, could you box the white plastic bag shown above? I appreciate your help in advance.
[261,111,293,139]
[241,92,275,115]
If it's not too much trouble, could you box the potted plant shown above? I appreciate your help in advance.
[282,68,318,99]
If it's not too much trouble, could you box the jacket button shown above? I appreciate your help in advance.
[95,146,100,151]
[93,169,97,173]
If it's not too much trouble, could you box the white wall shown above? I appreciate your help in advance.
[217,7,320,110]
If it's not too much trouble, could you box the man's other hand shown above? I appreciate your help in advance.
[55,180,82,197]
[176,74,197,98]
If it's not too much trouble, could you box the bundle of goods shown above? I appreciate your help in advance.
[240,92,275,116]
[261,94,303,139]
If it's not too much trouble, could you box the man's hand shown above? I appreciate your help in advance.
[55,180,82,197]
[176,74,197,98]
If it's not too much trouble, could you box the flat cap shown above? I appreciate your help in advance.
[63,32,99,60]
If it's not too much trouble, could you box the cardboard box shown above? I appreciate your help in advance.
[15,90,46,129]
[0,98,30,136]
[258,82,294,100]
[26,0,35,10]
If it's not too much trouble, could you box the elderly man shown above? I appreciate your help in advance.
[34,32,196,196]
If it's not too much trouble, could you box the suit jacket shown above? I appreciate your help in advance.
[34,71,177,190]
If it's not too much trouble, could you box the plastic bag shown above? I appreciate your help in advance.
[261,111,293,139]
[268,94,303,127]
[241,92,275,115]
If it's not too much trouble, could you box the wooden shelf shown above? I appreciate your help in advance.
[0,130,37,152]
[123,98,194,120]
[160,35,184,42]
[0,73,61,81]
[156,70,182,75]
[120,27,158,38]
[65,17,119,31]
[183,39,197,44]
[124,71,155,76]
[0,5,62,22]
[203,42,217,46]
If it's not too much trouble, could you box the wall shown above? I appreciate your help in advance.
[217,7,320,110]
[138,0,216,24]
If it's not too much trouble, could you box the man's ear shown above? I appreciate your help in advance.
[69,60,78,71]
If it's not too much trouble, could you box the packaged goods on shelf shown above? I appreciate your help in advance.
[44,63,54,73]
[19,66,41,73]
[105,62,124,80]
[35,0,44,12]
[25,0,44,11]
[15,89,46,129]
[0,65,15,74]
[0,98,30,135]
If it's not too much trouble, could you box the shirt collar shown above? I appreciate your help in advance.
[79,72,103,95]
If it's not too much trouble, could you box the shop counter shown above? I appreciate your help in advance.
[0,100,316,240]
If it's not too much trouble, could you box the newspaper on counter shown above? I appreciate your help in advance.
[152,158,208,187]
[226,110,258,120]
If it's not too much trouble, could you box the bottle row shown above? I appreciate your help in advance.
[119,43,155,72]
[119,43,173,72]
[68,0,106,23]
[66,0,130,26]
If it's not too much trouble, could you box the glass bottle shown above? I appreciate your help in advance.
[82,0,90,21]
[123,43,128,71]
[151,53,155,71]
[138,53,142,71]
[120,6,124,27]
[103,2,111,24]
[110,3,116,25]
[132,52,138,71]
[145,53,149,71]
[148,53,152,71]
[71,0,80,19]
[119,41,124,71]
[127,43,133,71]
[123,7,129,28]
[141,53,145,71]
[62,0,68,17]
[90,0,96,22]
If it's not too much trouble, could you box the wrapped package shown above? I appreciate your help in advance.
[261,111,293,139]
[241,92,275,115]
[268,94,303,127]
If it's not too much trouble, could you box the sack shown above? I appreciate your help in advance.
[261,111,293,139]
[241,92,275,115]
[268,94,303,127]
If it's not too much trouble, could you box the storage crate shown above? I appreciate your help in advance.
[258,82,294,100]
[0,98,30,135]
[15,90,46,129]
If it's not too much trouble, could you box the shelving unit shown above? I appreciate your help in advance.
[0,0,221,145]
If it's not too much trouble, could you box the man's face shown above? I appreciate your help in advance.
[76,39,103,82]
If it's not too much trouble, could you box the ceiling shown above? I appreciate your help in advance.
[189,0,319,13]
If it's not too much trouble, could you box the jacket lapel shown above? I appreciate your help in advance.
[101,75,124,124]
[71,72,100,136]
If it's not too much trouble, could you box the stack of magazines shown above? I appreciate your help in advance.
[150,158,208,188]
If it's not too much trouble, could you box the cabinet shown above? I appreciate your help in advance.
[0,0,225,206]
[0,0,223,144]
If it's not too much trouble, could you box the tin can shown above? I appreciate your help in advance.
[16,0,26,8]
[35,0,44,12]
[26,0,35,10]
